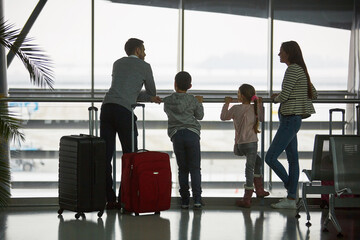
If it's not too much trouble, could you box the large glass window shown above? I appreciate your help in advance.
[94,1,178,90]
[183,10,268,91]
[5,0,92,89]
[3,0,357,199]
[273,21,351,90]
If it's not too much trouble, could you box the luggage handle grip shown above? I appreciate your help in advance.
[329,108,345,135]
[329,108,345,114]
[137,149,148,153]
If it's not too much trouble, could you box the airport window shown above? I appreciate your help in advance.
[3,0,358,199]
[183,10,268,91]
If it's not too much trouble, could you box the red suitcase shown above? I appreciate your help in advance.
[120,104,172,215]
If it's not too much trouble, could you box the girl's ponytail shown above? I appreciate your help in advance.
[239,84,260,134]
[252,95,260,134]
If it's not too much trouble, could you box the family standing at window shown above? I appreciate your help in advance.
[101,38,317,210]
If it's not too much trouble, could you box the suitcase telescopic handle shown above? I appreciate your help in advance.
[88,106,98,137]
[329,108,345,135]
[357,105,360,136]
[131,104,145,152]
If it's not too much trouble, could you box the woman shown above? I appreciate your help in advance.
[265,41,317,209]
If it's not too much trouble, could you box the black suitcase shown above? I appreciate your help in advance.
[58,107,106,219]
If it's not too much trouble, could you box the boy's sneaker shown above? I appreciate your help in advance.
[181,199,189,209]
[181,204,189,209]
[194,199,203,209]
[271,198,296,209]
[193,202,202,209]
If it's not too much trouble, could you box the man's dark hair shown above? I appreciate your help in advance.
[175,71,192,91]
[124,38,144,56]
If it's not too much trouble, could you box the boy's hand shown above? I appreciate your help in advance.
[195,96,203,103]
[151,96,162,104]
[224,97,233,104]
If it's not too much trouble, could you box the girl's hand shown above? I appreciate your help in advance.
[224,97,233,104]
[271,93,279,100]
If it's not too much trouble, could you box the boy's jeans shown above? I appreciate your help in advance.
[172,129,202,202]
[234,142,262,188]
[265,114,302,199]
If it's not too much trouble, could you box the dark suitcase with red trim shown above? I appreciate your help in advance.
[120,104,171,215]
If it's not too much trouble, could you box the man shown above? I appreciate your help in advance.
[100,38,161,209]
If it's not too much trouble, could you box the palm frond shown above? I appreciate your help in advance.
[0,148,11,209]
[0,101,25,144]
[0,19,54,89]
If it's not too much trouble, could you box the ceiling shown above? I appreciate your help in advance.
[107,0,354,30]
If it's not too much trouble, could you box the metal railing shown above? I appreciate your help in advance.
[2,89,360,194]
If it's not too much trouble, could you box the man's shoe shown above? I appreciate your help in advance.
[271,198,296,209]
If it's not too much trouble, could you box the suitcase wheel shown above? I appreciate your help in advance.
[97,211,104,218]
[155,211,160,215]
[57,209,64,215]
[75,212,85,219]
[135,213,139,216]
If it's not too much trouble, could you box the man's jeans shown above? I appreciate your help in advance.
[265,114,302,199]
[172,129,202,202]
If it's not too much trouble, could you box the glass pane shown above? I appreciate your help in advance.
[273,2,352,90]
[94,2,178,90]
[9,102,98,198]
[184,8,268,91]
[5,0,92,89]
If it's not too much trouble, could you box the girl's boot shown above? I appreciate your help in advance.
[253,175,270,197]
[236,186,254,208]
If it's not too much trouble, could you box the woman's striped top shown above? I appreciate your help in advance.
[274,64,317,119]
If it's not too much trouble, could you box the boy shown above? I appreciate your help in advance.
[163,71,204,209]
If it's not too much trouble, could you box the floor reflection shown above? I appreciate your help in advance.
[0,206,359,240]
[179,209,202,240]
[117,212,171,240]
[58,215,105,240]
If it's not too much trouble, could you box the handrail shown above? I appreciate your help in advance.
[1,96,360,104]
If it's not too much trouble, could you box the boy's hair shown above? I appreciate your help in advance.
[175,71,192,91]
[124,38,144,56]
[239,84,260,134]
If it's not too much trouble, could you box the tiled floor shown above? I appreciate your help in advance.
[1,200,360,240]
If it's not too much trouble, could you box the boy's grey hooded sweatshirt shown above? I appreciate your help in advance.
[163,92,204,139]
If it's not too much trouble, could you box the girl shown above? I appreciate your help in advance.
[221,84,269,208]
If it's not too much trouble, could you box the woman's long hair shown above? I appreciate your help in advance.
[239,84,260,133]
[281,41,314,99]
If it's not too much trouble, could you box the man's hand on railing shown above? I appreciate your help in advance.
[224,97,233,104]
